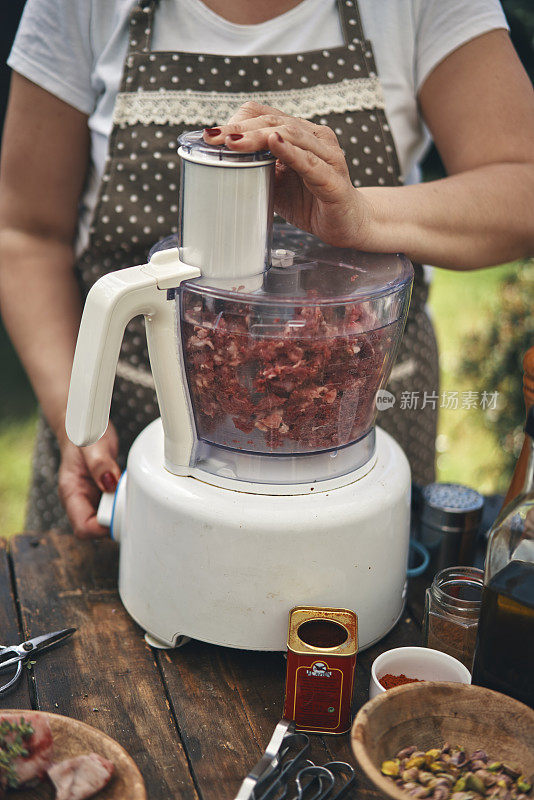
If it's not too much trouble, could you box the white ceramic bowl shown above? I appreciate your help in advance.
[369,646,471,699]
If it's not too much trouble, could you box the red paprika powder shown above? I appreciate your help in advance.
[379,673,422,690]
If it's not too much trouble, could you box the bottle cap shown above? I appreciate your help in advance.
[420,483,484,533]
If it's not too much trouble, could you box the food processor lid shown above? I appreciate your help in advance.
[183,223,413,305]
[178,130,275,165]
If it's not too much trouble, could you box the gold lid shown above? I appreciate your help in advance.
[287,606,358,656]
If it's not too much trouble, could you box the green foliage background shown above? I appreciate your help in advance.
[459,261,534,477]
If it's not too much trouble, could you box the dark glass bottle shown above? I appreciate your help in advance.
[472,407,534,707]
[502,346,534,507]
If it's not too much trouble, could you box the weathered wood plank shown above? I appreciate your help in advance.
[0,537,32,710]
[10,531,199,800]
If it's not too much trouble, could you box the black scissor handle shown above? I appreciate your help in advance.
[294,765,335,800]
[320,762,356,800]
[254,733,311,800]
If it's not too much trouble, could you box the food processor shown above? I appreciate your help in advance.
[66,132,413,651]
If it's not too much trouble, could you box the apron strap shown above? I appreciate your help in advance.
[336,0,367,46]
[127,0,159,55]
[336,0,379,78]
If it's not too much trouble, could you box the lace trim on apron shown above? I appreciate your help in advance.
[112,77,385,127]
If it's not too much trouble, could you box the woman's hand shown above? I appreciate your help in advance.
[204,101,371,248]
[204,30,534,271]
[58,424,121,539]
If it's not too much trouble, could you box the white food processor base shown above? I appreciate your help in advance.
[110,419,411,651]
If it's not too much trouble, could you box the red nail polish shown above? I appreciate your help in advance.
[101,472,117,493]
[276,132,284,143]
[204,127,221,135]
[228,133,243,141]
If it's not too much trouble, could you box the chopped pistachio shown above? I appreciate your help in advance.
[418,772,435,786]
[407,756,428,770]
[465,773,487,795]
[431,763,450,774]
[381,760,401,777]
[436,774,456,786]
[397,747,418,760]
[411,786,432,798]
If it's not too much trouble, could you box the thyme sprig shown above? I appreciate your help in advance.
[0,718,34,788]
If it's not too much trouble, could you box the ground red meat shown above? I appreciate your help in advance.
[182,291,400,453]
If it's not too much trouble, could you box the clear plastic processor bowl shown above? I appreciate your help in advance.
[180,225,413,457]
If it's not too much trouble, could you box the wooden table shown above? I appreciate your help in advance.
[0,531,423,799]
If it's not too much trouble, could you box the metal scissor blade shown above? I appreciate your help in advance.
[234,719,295,800]
[0,628,76,671]
[25,628,77,654]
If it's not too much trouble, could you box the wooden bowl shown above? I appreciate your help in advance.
[351,682,534,800]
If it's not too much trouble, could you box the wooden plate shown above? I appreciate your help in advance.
[2,710,146,799]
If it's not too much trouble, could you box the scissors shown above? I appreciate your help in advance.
[257,761,355,800]
[0,629,76,695]
[253,733,311,800]
[235,719,356,800]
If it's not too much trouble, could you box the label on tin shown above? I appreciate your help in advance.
[293,660,343,730]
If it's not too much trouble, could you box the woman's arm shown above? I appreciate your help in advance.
[361,29,534,268]
[207,30,534,269]
[0,75,88,442]
[0,74,121,536]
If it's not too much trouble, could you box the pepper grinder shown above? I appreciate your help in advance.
[418,483,484,577]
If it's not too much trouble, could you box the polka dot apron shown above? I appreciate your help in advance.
[26,0,438,532]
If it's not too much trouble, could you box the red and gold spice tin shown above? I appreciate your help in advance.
[283,606,358,734]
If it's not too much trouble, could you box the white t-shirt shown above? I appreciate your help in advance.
[8,0,508,255]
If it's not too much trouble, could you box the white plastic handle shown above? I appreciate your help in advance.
[66,248,200,473]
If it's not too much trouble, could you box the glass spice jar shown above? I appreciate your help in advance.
[422,566,483,671]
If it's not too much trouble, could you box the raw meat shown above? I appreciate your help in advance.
[0,713,53,792]
[182,291,400,453]
[47,753,115,800]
